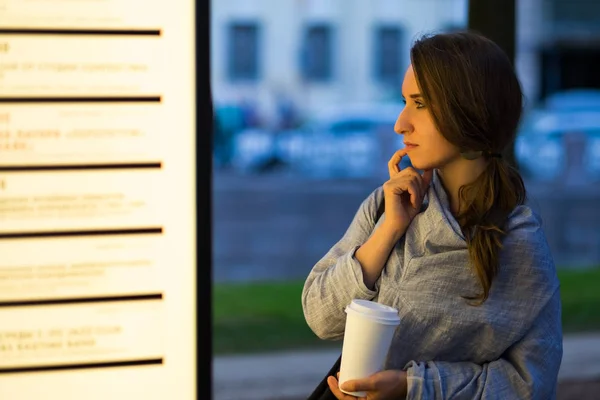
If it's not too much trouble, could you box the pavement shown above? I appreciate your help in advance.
[212,333,600,400]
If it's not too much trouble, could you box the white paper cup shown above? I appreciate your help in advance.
[338,299,400,397]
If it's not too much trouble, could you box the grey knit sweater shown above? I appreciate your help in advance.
[302,171,562,399]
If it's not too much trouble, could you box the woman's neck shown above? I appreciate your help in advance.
[437,157,489,215]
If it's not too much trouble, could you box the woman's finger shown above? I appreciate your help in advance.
[393,166,420,181]
[327,376,357,399]
[387,148,408,178]
[390,173,424,208]
[327,377,342,398]
[405,179,421,209]
[413,174,425,206]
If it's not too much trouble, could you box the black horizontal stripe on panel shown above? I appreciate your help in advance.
[0,227,163,240]
[0,358,164,374]
[0,28,161,36]
[0,293,163,308]
[0,162,162,171]
[0,96,162,103]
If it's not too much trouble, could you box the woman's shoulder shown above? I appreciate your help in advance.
[501,204,558,282]
[505,204,544,234]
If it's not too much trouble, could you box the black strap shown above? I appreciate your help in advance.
[306,355,342,400]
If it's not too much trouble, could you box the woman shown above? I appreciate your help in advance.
[301,31,562,400]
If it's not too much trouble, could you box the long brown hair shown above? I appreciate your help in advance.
[410,31,527,304]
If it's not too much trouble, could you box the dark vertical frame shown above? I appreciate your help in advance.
[197,0,212,398]
[468,0,518,167]
[468,0,516,67]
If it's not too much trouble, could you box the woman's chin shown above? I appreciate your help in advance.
[408,155,440,172]
[407,157,427,171]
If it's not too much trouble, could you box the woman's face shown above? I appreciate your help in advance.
[394,65,461,171]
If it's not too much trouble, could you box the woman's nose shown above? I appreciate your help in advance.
[394,108,411,135]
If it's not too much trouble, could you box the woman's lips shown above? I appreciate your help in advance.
[404,143,418,150]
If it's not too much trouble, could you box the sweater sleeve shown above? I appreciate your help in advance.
[301,186,385,340]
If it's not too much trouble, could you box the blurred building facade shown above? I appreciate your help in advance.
[210,0,468,127]
[211,0,600,125]
[518,0,600,106]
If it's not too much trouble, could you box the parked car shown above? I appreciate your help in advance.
[230,102,411,178]
[230,128,278,173]
[275,102,410,179]
[543,88,600,111]
[515,89,600,182]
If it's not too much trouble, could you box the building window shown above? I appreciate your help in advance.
[551,0,600,26]
[374,26,403,85]
[228,22,260,81]
[301,24,333,82]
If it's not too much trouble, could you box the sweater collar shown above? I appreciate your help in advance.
[426,169,466,241]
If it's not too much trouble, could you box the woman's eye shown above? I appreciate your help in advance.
[415,102,425,109]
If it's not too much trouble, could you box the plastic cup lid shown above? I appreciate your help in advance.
[345,299,400,325]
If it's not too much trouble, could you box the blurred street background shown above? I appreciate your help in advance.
[210,1,600,398]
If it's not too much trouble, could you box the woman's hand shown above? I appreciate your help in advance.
[327,370,408,400]
[382,149,433,235]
